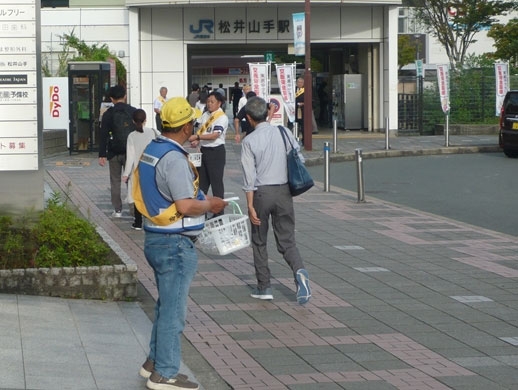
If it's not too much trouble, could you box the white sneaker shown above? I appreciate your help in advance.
[111,210,122,218]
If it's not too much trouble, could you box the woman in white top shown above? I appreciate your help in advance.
[188,91,228,216]
[123,109,159,230]
[195,90,208,113]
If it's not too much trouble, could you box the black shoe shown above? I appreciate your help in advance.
[131,223,142,231]
[146,371,199,389]
[139,359,188,381]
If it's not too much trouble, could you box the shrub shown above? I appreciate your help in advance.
[0,192,114,269]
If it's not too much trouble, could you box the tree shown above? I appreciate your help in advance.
[487,18,518,67]
[398,35,418,70]
[42,30,126,85]
[413,0,518,69]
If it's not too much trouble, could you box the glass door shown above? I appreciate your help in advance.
[69,74,91,152]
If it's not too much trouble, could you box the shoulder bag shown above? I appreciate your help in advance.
[278,125,314,196]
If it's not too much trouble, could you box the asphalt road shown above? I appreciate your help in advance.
[307,152,518,236]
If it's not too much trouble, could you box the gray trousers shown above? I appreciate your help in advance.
[251,184,304,289]
[108,154,126,212]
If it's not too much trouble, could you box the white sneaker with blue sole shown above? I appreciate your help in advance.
[295,269,311,304]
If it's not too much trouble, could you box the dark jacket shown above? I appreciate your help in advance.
[99,102,136,159]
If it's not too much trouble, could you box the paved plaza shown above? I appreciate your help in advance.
[3,131,518,390]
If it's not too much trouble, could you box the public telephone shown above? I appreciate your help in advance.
[68,62,111,153]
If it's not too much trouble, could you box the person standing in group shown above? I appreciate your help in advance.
[153,87,168,131]
[122,109,159,231]
[133,97,227,390]
[231,81,242,119]
[237,84,251,113]
[295,77,305,143]
[187,83,200,107]
[216,83,226,98]
[215,83,227,111]
[99,85,137,218]
[240,96,311,305]
[234,90,256,143]
[188,91,228,215]
[195,90,208,113]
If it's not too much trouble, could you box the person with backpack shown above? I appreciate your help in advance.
[99,85,137,218]
[122,109,159,230]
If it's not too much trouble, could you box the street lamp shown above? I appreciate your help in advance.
[304,0,312,151]
[414,34,420,61]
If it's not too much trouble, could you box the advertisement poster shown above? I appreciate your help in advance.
[268,95,285,126]
[248,62,270,100]
[436,64,450,114]
[42,77,69,130]
[292,12,305,56]
[275,64,296,123]
[495,62,509,116]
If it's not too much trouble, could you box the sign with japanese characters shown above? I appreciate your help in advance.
[0,0,38,171]
[248,62,270,101]
[292,12,305,56]
[275,64,296,123]
[184,7,292,41]
[495,62,509,116]
[436,64,450,115]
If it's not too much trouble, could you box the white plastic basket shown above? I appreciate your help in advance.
[188,152,202,167]
[197,201,250,256]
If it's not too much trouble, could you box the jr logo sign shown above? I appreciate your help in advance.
[189,19,214,39]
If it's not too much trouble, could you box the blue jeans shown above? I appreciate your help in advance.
[144,232,198,379]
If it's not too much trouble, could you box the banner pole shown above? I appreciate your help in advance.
[445,113,449,147]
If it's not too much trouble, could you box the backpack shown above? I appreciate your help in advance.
[108,106,136,154]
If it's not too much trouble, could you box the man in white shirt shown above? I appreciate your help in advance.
[153,87,168,131]
[240,96,311,305]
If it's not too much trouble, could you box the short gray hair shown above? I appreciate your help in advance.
[245,96,268,122]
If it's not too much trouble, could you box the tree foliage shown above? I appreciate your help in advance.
[487,18,518,67]
[414,0,518,69]
[398,35,418,70]
[42,30,126,85]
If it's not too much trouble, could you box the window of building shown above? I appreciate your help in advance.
[41,0,69,7]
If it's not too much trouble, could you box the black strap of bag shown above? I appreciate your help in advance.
[278,124,296,153]
[277,125,314,196]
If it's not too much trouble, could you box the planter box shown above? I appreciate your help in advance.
[0,264,138,300]
[0,225,139,300]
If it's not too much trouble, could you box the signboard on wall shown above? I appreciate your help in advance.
[0,0,39,171]
[42,77,69,130]
[183,7,293,41]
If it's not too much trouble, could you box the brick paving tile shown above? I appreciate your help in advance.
[43,136,518,390]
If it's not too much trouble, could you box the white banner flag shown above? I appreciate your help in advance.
[436,64,450,114]
[42,77,69,130]
[292,12,305,56]
[248,63,270,100]
[495,62,509,116]
[275,64,296,123]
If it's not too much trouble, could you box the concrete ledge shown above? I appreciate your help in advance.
[305,145,501,166]
[0,226,139,300]
[0,264,138,299]
[43,129,68,157]
[434,124,499,135]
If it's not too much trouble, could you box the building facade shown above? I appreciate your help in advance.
[42,0,401,132]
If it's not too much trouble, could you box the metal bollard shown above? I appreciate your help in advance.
[333,120,338,153]
[385,117,390,150]
[445,114,450,147]
[324,142,330,192]
[293,122,299,141]
[355,148,365,203]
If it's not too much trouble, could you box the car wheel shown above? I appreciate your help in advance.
[503,149,518,158]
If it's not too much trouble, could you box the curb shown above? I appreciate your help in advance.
[305,144,501,166]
